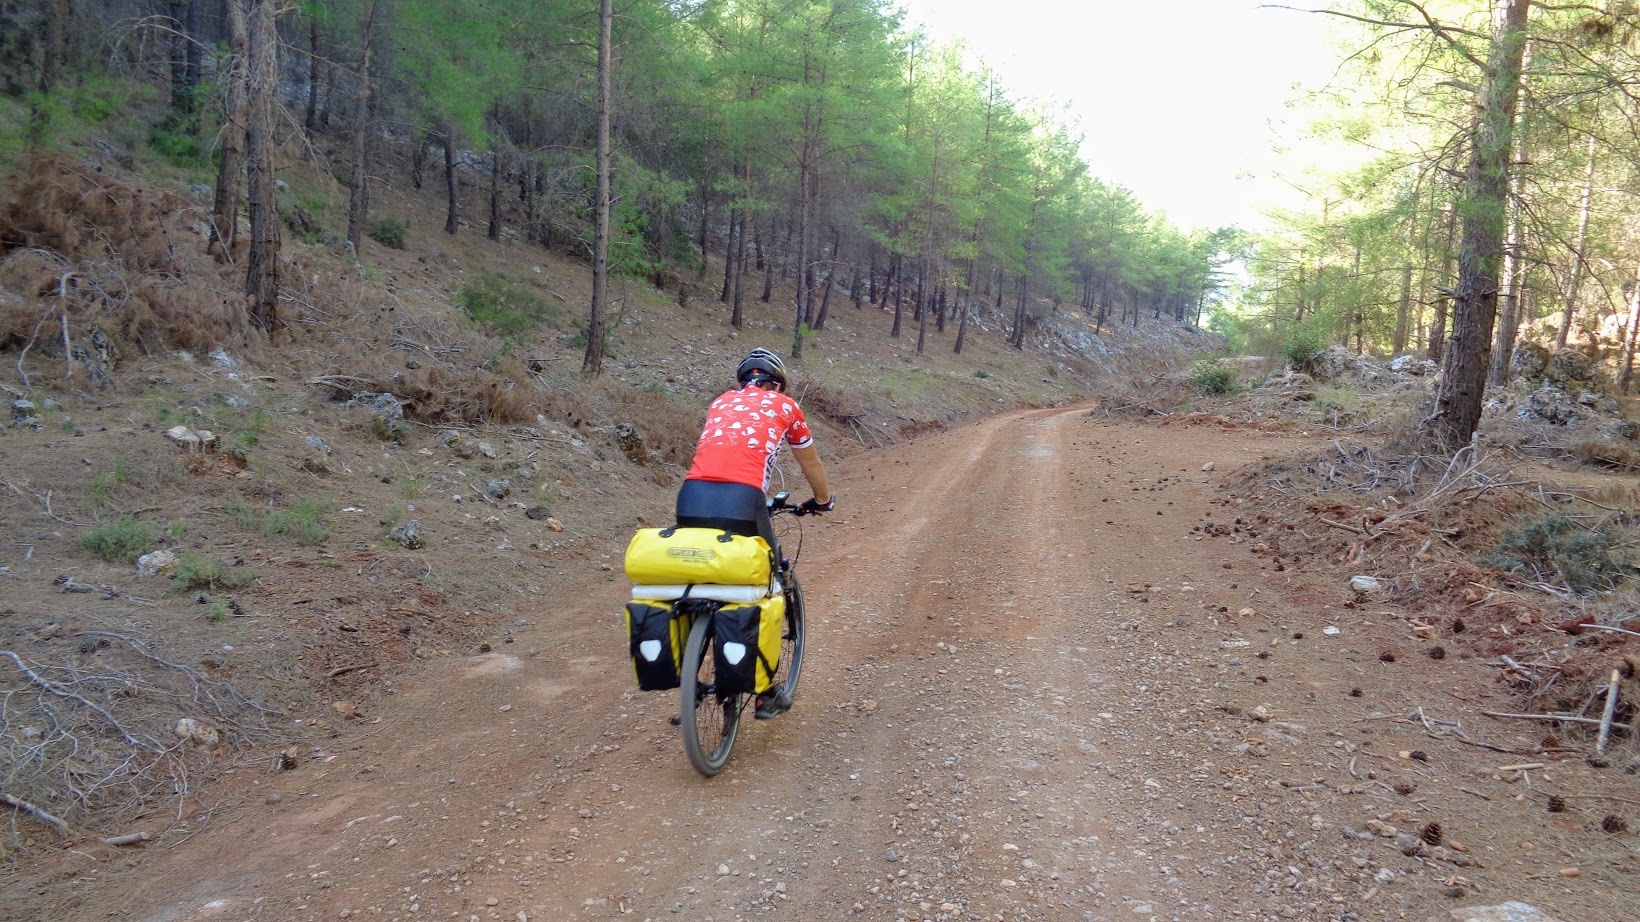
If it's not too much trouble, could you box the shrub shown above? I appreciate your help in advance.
[1479,515,1633,594]
[263,501,332,546]
[1190,360,1239,395]
[457,275,559,336]
[80,516,156,563]
[1282,328,1327,373]
[172,552,257,591]
[367,215,409,250]
[147,122,205,168]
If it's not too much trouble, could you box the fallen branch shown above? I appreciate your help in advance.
[1319,517,1368,535]
[326,662,378,680]
[1578,624,1640,640]
[0,650,161,752]
[101,831,150,846]
[1482,710,1603,726]
[1,792,71,834]
[1596,669,1621,754]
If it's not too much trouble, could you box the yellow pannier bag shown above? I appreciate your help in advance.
[712,592,786,695]
[625,600,692,691]
[624,527,773,587]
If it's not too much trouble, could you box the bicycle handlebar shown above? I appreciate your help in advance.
[767,492,831,517]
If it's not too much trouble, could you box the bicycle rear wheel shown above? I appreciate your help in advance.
[770,571,807,702]
[679,614,746,776]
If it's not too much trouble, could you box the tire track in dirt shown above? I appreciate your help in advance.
[49,407,1627,922]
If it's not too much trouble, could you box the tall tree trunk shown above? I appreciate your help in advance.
[443,128,460,236]
[211,0,249,255]
[319,63,334,128]
[890,255,903,338]
[42,0,68,93]
[304,9,321,133]
[1488,59,1533,387]
[720,207,738,302]
[583,0,613,375]
[345,2,377,254]
[411,132,429,189]
[488,145,502,241]
[731,214,750,329]
[244,0,282,331]
[168,3,188,109]
[697,184,710,278]
[1428,200,1458,361]
[1425,0,1530,450]
[1621,262,1640,394]
[759,231,774,302]
[1557,128,1598,348]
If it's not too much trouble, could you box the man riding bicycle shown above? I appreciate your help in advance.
[675,348,833,718]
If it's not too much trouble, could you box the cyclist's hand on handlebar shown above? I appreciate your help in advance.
[799,496,835,514]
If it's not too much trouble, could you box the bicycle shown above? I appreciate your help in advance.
[677,492,818,776]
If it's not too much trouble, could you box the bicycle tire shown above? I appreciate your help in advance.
[771,571,806,703]
[679,613,745,776]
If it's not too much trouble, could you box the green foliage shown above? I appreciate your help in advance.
[147,121,207,168]
[457,275,559,336]
[205,599,231,622]
[1282,328,1328,373]
[232,500,332,546]
[1189,360,1240,396]
[568,324,618,358]
[264,501,333,547]
[80,516,157,563]
[84,459,134,503]
[367,215,409,250]
[1479,515,1632,594]
[172,552,257,592]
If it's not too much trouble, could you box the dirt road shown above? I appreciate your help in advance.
[32,408,1632,922]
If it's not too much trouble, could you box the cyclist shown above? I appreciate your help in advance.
[675,347,833,718]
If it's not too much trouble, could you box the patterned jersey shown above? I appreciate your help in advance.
[684,385,814,490]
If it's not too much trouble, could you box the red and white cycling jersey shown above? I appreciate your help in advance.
[684,385,814,490]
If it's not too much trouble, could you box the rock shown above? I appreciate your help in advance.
[388,519,425,550]
[174,717,220,748]
[1250,705,1271,722]
[164,425,217,451]
[1545,348,1603,385]
[477,441,498,459]
[525,505,553,520]
[1520,384,1590,426]
[347,392,405,422]
[1509,341,1551,379]
[545,517,565,532]
[136,549,179,578]
[188,183,213,201]
[11,399,36,420]
[1350,575,1383,593]
[486,479,511,500]
[305,435,332,454]
[1442,902,1568,922]
[331,701,360,719]
[1201,462,1215,472]
[208,348,238,369]
[452,441,477,459]
[615,423,648,464]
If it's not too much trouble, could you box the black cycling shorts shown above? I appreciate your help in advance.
[675,479,777,552]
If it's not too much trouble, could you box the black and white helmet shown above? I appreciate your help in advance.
[735,348,788,390]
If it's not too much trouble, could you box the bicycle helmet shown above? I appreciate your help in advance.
[735,348,789,390]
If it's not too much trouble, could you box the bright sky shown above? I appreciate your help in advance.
[895,0,1347,231]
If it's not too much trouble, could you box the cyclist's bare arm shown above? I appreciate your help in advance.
[791,443,830,505]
